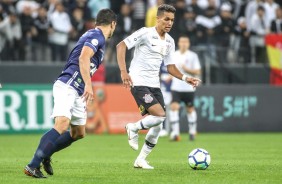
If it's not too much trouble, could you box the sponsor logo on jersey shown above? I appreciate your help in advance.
[143,94,153,103]
[139,105,145,114]
[166,39,171,43]
[74,81,80,88]
[77,78,82,83]
[152,36,158,39]
[91,39,99,46]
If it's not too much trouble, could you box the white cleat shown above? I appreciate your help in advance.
[134,159,154,169]
[125,123,139,151]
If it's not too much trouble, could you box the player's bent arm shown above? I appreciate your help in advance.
[116,41,127,72]
[167,64,185,80]
[79,46,95,99]
[116,41,133,88]
[167,64,201,88]
[183,67,201,76]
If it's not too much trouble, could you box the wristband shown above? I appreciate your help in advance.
[182,74,188,81]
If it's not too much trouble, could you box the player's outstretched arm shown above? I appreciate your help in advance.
[116,41,132,89]
[167,64,201,88]
[79,46,95,103]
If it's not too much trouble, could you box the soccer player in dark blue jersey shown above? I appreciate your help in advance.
[24,9,117,178]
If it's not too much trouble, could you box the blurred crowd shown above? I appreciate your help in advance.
[0,0,282,64]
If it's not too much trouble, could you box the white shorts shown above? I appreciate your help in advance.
[51,80,87,126]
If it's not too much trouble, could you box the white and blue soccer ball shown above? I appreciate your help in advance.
[188,148,211,170]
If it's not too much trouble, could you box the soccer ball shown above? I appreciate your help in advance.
[188,148,211,170]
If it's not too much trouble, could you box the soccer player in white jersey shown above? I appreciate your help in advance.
[116,4,201,169]
[169,35,201,141]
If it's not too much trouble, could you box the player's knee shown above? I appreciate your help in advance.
[170,102,180,111]
[152,115,166,126]
[71,132,85,140]
[54,116,70,134]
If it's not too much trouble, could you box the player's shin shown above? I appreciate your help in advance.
[169,110,180,139]
[187,111,197,139]
[29,128,60,168]
[138,124,162,160]
[53,131,76,154]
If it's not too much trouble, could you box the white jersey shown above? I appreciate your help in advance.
[171,50,201,92]
[124,27,175,88]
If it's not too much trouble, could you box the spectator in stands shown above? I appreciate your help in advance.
[170,0,186,42]
[69,8,86,52]
[49,2,72,62]
[131,0,146,31]
[88,0,110,18]
[16,0,39,18]
[195,5,221,64]
[1,0,17,15]
[106,3,132,64]
[19,6,36,61]
[145,0,164,27]
[177,7,198,45]
[0,6,12,60]
[234,17,251,63]
[270,7,282,33]
[245,0,264,31]
[0,8,24,61]
[109,0,126,14]
[32,6,50,62]
[249,6,269,63]
[188,0,203,15]
[217,3,235,63]
[264,0,279,26]
[72,0,92,20]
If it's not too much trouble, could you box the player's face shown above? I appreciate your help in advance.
[178,37,190,51]
[157,12,175,33]
[108,21,117,38]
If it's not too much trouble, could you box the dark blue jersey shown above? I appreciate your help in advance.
[57,28,105,96]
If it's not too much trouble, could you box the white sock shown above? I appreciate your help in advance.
[187,111,197,135]
[137,142,153,160]
[133,115,165,131]
[169,110,179,122]
[138,124,162,160]
[169,110,179,137]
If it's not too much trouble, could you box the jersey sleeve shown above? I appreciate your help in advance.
[84,36,104,53]
[123,27,148,49]
[163,39,175,66]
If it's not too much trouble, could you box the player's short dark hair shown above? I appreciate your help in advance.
[178,34,189,39]
[96,8,117,26]
[157,4,176,16]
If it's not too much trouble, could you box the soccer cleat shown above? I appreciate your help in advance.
[134,159,154,169]
[189,134,195,141]
[125,123,139,151]
[42,158,53,175]
[24,165,46,178]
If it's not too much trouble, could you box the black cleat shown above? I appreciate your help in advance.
[42,158,53,175]
[24,165,46,178]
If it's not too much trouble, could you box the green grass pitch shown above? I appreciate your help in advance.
[0,133,281,184]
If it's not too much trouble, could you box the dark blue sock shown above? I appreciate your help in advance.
[53,131,76,154]
[29,128,60,168]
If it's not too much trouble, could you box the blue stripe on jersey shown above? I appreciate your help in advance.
[57,28,106,96]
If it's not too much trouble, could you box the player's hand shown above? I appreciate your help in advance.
[121,70,133,90]
[185,77,201,88]
[82,84,94,104]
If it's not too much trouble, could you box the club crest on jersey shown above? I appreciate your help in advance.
[143,94,153,103]
[91,39,99,46]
